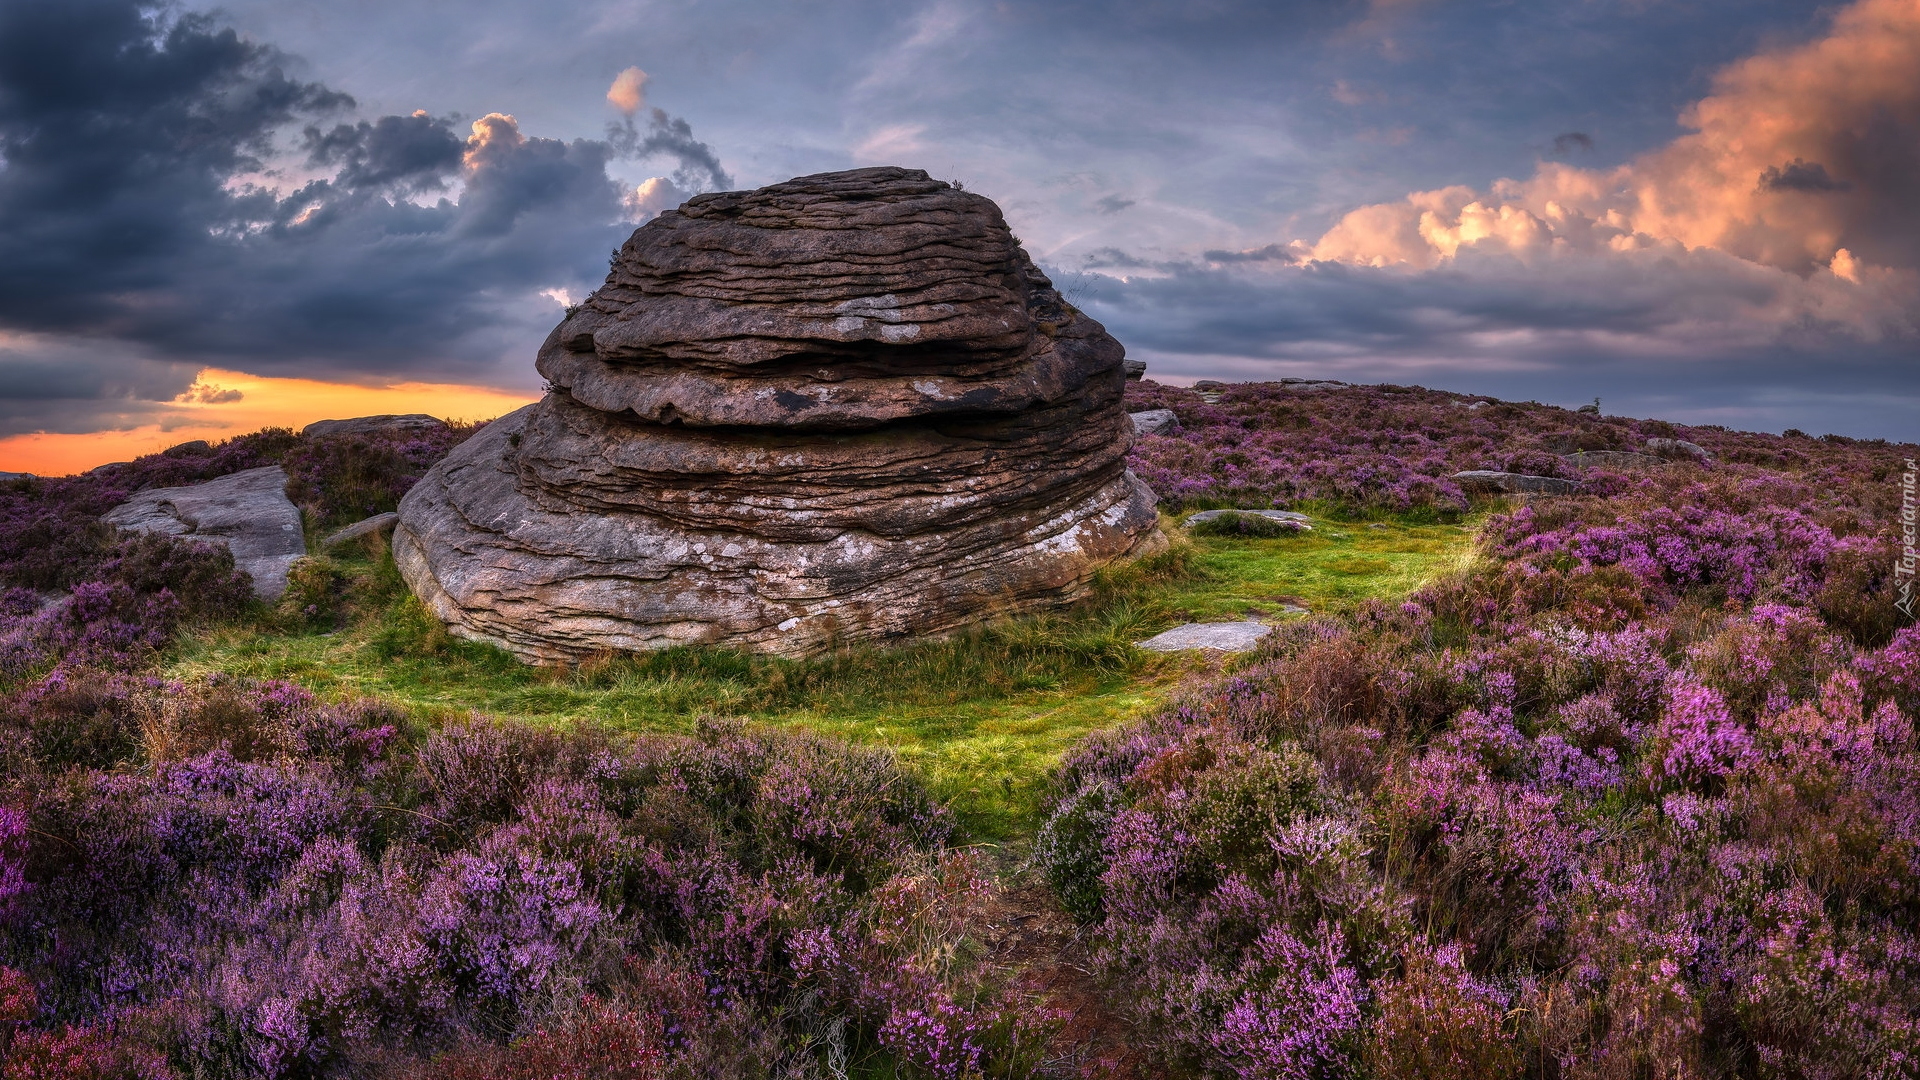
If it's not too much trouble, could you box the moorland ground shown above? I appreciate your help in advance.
[2,381,1916,1080]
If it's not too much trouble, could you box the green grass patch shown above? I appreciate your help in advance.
[166,510,1478,838]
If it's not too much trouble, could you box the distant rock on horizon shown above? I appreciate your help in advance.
[394,167,1165,662]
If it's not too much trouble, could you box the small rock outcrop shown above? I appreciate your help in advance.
[1646,437,1711,462]
[102,466,306,598]
[1130,408,1177,436]
[396,168,1165,662]
[303,415,448,439]
[321,512,399,549]
[1452,470,1584,496]
[1135,621,1274,653]
[1561,450,1667,470]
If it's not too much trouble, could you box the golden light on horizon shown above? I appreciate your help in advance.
[0,367,539,477]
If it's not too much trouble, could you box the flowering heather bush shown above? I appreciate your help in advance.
[282,425,478,531]
[1042,391,1920,1077]
[0,671,1054,1078]
[1122,380,1915,523]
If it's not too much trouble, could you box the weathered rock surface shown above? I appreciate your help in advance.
[1130,408,1177,436]
[321,512,399,549]
[303,414,448,439]
[102,466,306,598]
[1183,509,1312,530]
[1452,470,1584,496]
[1123,358,1147,381]
[1646,437,1712,462]
[1135,621,1274,653]
[1561,450,1667,470]
[396,167,1164,662]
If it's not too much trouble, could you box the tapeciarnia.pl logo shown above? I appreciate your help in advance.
[1899,457,1917,620]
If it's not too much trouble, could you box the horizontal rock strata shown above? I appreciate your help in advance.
[397,167,1164,662]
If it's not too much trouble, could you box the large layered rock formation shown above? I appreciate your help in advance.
[395,167,1163,661]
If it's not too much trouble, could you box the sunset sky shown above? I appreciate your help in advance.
[2,0,1916,475]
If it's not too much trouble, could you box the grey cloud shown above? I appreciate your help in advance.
[1758,158,1850,193]
[1094,194,1135,214]
[0,338,203,437]
[303,112,464,192]
[1066,251,1920,439]
[0,0,736,403]
[1551,131,1594,155]
[607,108,733,192]
[1202,244,1297,264]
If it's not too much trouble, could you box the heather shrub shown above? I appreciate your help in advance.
[282,427,477,531]
[0,675,1043,1079]
[1039,389,1920,1076]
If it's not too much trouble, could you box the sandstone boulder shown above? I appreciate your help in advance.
[1130,408,1177,436]
[1452,470,1584,496]
[321,512,400,549]
[396,168,1164,662]
[303,414,448,439]
[102,466,306,598]
[1560,450,1667,470]
[1646,437,1712,462]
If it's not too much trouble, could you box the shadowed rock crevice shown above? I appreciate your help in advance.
[396,167,1164,661]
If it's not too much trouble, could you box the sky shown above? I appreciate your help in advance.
[1,0,1916,474]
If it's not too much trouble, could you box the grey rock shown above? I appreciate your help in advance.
[1278,378,1347,391]
[1123,358,1147,381]
[1135,621,1274,653]
[1560,450,1667,470]
[304,414,448,439]
[1451,470,1584,496]
[162,440,212,458]
[102,466,306,599]
[1465,400,1492,410]
[396,168,1165,662]
[1646,437,1712,461]
[321,512,400,549]
[1183,509,1312,529]
[88,462,129,475]
[1130,408,1178,436]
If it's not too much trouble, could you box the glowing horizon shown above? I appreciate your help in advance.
[0,368,538,477]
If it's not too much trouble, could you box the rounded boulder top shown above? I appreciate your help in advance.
[536,167,1122,430]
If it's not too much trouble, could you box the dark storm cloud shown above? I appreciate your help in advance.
[0,0,730,434]
[1758,158,1851,193]
[302,112,464,192]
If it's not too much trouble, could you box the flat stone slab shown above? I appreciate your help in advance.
[1130,408,1178,436]
[1646,437,1711,461]
[102,466,306,599]
[1183,509,1312,529]
[1561,450,1666,470]
[321,512,399,549]
[1452,470,1584,496]
[303,414,448,439]
[1135,620,1274,653]
[1123,358,1147,381]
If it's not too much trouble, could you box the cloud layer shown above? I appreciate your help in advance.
[0,0,727,437]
